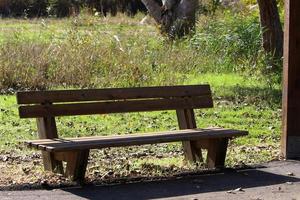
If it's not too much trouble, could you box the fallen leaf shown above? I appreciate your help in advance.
[234,187,244,192]
[287,172,295,176]
[227,190,235,194]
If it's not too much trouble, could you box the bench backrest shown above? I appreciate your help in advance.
[16,85,213,118]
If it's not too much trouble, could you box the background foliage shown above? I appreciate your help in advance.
[0,1,282,91]
[0,0,149,17]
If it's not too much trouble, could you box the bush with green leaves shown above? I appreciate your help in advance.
[191,11,262,72]
[190,9,282,86]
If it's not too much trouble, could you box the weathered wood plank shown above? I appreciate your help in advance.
[19,96,213,118]
[16,85,211,104]
[27,128,235,145]
[25,128,248,152]
[206,138,229,168]
[281,0,300,159]
[65,150,90,182]
[176,109,203,162]
[36,117,63,173]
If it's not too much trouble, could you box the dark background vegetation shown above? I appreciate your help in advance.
[0,0,152,18]
[0,0,229,18]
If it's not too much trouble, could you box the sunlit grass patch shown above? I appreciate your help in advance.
[0,12,283,187]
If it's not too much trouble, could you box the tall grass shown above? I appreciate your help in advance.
[191,11,262,72]
[0,10,280,92]
[0,15,190,91]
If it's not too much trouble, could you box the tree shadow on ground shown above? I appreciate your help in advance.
[63,163,299,200]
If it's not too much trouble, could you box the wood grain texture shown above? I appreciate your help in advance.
[281,0,300,159]
[206,138,229,168]
[65,150,90,182]
[25,128,248,152]
[36,117,63,173]
[16,85,211,104]
[19,96,213,118]
[176,109,203,162]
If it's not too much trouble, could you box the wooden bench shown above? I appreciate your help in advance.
[16,85,248,182]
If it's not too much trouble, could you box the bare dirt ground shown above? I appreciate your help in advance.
[0,145,211,190]
[1,142,280,190]
[0,160,299,200]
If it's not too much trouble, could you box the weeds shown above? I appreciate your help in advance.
[0,14,192,90]
[0,11,281,92]
[191,10,262,72]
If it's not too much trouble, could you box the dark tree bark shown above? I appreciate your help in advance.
[257,0,283,59]
[141,0,198,39]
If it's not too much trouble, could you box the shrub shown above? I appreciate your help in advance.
[190,9,282,86]
[191,10,262,73]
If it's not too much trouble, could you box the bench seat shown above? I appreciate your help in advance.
[26,128,247,152]
[17,85,249,182]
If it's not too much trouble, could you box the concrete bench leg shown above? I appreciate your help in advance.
[65,150,90,182]
[206,138,229,169]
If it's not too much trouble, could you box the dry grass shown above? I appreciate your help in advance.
[0,11,272,92]
[0,14,198,91]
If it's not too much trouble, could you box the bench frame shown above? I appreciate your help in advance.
[17,85,247,181]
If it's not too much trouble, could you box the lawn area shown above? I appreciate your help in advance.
[0,73,282,188]
[0,13,283,188]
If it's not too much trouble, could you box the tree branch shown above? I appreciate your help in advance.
[141,0,162,23]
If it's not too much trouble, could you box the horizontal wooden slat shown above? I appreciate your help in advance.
[25,128,248,152]
[19,96,213,118]
[16,85,211,104]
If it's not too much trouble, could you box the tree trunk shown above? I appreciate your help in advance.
[257,0,283,59]
[141,0,198,39]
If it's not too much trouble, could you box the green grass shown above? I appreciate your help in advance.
[0,73,281,162]
[0,14,154,45]
[0,11,283,185]
[0,73,281,186]
[0,10,278,92]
